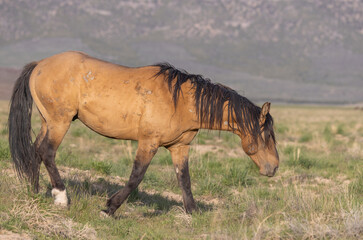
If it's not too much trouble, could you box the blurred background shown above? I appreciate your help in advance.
[0,0,362,104]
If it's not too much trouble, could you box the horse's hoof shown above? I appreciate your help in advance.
[51,188,68,207]
[100,210,110,218]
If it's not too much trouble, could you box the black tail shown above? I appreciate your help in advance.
[8,62,40,192]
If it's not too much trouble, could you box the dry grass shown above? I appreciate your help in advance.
[9,197,97,239]
[284,186,362,239]
[0,229,32,240]
[0,101,362,239]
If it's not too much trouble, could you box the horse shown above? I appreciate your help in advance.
[8,51,279,216]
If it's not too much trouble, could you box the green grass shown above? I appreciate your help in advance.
[276,123,289,134]
[0,101,362,239]
[298,132,313,143]
[349,171,363,202]
[0,139,10,162]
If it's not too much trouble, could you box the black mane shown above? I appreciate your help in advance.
[154,63,275,144]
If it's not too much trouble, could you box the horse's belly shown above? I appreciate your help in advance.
[77,104,140,140]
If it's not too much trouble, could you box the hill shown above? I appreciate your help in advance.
[0,0,362,103]
[0,67,19,100]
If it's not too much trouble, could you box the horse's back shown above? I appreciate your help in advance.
[29,51,183,141]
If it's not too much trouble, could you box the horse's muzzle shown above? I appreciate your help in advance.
[260,163,278,177]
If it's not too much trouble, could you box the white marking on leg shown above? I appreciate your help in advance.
[51,188,68,206]
[100,211,110,218]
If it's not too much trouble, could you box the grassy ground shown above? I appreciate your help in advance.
[0,100,362,239]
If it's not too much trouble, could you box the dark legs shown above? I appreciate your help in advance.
[103,141,158,216]
[32,121,47,193]
[168,145,197,213]
[36,120,70,205]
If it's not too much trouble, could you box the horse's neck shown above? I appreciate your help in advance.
[198,104,239,133]
[180,83,239,134]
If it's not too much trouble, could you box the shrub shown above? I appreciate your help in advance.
[91,161,112,175]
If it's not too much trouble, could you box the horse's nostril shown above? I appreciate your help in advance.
[273,166,278,175]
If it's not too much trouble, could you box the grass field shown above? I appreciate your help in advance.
[0,100,362,239]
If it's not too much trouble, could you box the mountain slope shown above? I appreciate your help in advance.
[0,0,362,103]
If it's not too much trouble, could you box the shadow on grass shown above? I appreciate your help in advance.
[55,177,212,215]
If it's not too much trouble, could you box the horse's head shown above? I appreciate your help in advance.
[240,102,279,177]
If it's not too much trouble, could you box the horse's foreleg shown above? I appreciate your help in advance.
[103,141,158,216]
[38,122,70,206]
[169,145,197,214]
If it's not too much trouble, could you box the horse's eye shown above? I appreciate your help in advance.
[263,132,271,143]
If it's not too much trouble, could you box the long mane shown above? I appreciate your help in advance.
[154,63,275,144]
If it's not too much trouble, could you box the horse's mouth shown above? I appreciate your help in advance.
[260,166,278,177]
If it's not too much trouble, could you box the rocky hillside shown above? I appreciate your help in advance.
[0,0,362,103]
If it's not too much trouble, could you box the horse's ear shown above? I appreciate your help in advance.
[259,102,271,126]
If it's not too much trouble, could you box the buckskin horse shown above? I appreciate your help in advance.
[8,51,279,216]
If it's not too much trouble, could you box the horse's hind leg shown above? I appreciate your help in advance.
[168,145,197,213]
[37,120,71,206]
[32,116,47,193]
[102,140,158,216]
